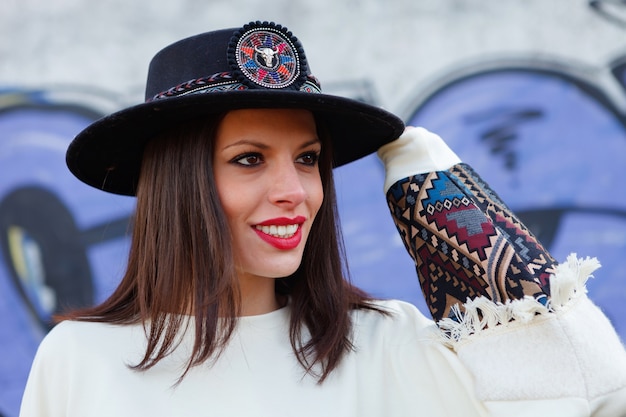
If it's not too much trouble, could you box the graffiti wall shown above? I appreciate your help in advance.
[0,92,136,415]
[1,1,625,415]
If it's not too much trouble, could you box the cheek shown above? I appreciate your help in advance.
[308,176,324,216]
[214,175,242,226]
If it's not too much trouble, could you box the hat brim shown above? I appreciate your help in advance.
[66,90,405,196]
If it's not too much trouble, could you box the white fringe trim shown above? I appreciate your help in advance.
[436,254,601,346]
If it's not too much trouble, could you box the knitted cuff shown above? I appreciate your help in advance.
[377,127,461,194]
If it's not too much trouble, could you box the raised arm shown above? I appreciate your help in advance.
[378,127,626,416]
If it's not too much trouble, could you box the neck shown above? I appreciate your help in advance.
[238,274,284,316]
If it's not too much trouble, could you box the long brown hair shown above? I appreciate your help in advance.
[60,112,380,382]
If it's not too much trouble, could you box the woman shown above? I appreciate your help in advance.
[20,21,626,416]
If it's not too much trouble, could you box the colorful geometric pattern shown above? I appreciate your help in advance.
[386,163,558,322]
[148,73,321,102]
[232,24,301,89]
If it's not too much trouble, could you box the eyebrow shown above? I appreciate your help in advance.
[221,137,321,151]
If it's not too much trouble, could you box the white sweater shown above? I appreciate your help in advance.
[20,300,483,417]
[19,297,626,416]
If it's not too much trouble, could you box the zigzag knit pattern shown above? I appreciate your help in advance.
[386,163,559,323]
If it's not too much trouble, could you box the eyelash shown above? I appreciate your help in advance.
[231,151,320,167]
[296,151,320,166]
[232,153,262,166]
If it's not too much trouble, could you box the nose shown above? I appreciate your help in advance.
[267,160,307,207]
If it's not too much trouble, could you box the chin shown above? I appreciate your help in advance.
[237,246,306,280]
[265,265,301,279]
[254,258,303,279]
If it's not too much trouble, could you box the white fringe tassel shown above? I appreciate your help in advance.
[436,254,601,346]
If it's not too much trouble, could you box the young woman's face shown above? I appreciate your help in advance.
[213,108,324,283]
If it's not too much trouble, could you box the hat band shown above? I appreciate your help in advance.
[147,71,322,102]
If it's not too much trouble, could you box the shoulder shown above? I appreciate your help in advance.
[347,299,467,388]
[36,320,89,357]
[36,320,143,363]
[351,299,437,348]
[27,320,147,392]
[355,299,434,326]
[43,319,133,344]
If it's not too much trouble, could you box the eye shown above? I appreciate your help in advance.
[232,153,263,166]
[296,151,320,166]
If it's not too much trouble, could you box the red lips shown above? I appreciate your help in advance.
[253,216,305,250]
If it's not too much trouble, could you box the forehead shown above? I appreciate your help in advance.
[216,109,318,142]
[220,109,315,130]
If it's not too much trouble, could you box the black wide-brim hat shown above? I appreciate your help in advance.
[66,21,405,196]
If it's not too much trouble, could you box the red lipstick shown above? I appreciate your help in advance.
[253,216,305,250]
[256,216,306,226]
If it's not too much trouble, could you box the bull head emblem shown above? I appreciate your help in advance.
[254,46,279,68]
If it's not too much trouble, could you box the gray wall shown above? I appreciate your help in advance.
[1,0,624,114]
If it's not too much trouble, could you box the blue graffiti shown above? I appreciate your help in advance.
[0,92,135,415]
